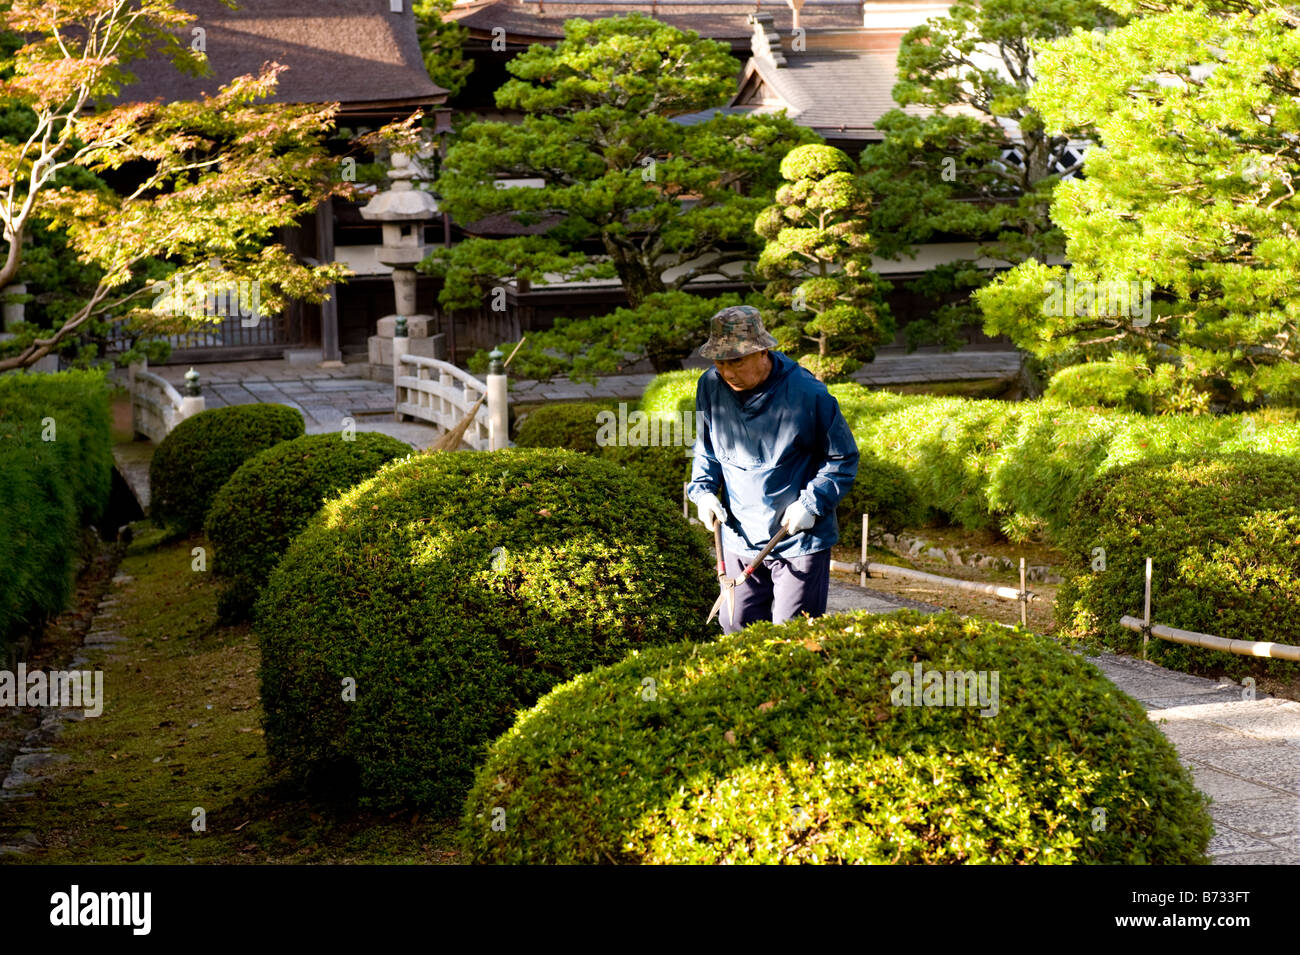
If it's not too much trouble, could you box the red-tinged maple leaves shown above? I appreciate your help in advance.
[1,0,191,35]
[356,110,428,159]
[0,0,357,371]
[0,57,119,106]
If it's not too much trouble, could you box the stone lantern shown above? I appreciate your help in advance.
[362,150,444,381]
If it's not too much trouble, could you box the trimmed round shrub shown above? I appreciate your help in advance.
[1044,360,1149,412]
[514,399,691,508]
[254,447,716,813]
[514,401,616,453]
[460,608,1212,864]
[640,370,701,421]
[1056,452,1300,682]
[205,431,413,623]
[836,455,925,537]
[150,403,303,533]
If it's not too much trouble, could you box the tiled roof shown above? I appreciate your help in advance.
[730,47,987,137]
[118,0,446,108]
[459,211,567,236]
[447,0,867,41]
[736,50,928,136]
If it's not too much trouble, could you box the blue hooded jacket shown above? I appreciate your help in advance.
[687,350,859,560]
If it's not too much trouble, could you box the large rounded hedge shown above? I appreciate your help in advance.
[150,403,303,532]
[205,431,413,623]
[598,443,690,509]
[1056,452,1300,681]
[459,609,1212,864]
[254,447,717,813]
[514,401,615,453]
[512,399,691,508]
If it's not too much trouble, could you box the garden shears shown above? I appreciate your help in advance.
[705,524,791,627]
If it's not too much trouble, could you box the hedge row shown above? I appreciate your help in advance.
[460,609,1212,864]
[0,369,112,646]
[1056,453,1300,677]
[641,369,1300,542]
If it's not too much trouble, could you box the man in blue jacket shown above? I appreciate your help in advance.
[687,305,859,634]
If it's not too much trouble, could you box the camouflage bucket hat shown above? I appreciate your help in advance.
[699,305,778,361]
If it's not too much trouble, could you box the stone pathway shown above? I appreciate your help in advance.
[828,568,1300,864]
[131,346,1024,419]
[827,578,946,615]
[0,571,130,856]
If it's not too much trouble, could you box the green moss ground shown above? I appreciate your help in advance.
[0,523,460,864]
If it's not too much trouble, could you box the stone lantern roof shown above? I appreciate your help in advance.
[359,152,441,221]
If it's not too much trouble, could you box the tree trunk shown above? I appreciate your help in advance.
[603,237,666,309]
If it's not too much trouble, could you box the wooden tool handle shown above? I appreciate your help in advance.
[742,525,790,577]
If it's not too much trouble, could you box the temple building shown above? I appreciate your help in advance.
[117,0,449,364]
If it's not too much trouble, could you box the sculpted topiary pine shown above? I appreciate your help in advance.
[756,144,893,382]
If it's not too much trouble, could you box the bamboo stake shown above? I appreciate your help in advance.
[1019,557,1027,628]
[860,513,868,587]
[1119,615,1300,662]
[1142,556,1152,661]
[831,559,1037,604]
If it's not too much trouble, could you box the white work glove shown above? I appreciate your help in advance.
[782,499,816,534]
[696,492,728,530]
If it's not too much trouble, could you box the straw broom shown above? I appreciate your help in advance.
[426,336,527,453]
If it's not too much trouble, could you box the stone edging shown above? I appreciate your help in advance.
[877,532,1063,584]
[0,571,131,857]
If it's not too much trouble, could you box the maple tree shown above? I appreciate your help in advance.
[0,0,350,372]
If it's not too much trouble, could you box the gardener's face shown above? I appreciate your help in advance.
[714,349,771,391]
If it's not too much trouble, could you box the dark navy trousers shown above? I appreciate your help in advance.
[717,547,831,635]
